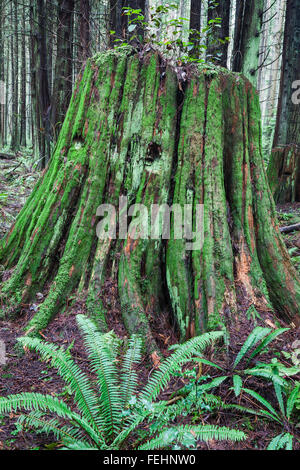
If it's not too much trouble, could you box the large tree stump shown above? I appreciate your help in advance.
[0,48,299,352]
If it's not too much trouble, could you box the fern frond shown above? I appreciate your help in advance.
[18,336,105,440]
[139,425,246,450]
[233,375,243,397]
[286,384,300,419]
[234,327,271,368]
[248,328,289,363]
[140,331,224,403]
[62,440,99,450]
[120,335,142,409]
[221,403,280,421]
[267,432,293,450]
[242,388,281,422]
[0,392,73,419]
[17,411,84,442]
[76,315,121,437]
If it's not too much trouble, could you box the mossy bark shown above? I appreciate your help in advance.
[1,48,299,353]
[268,1,300,203]
[267,146,300,203]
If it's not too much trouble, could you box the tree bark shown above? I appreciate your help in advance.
[189,0,201,58]
[50,0,75,143]
[268,0,300,203]
[78,0,90,62]
[0,50,299,353]
[232,0,264,84]
[206,0,230,67]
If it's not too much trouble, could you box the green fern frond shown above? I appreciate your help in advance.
[139,425,246,450]
[242,388,281,422]
[17,411,84,442]
[248,328,289,363]
[0,392,73,419]
[62,440,99,450]
[267,432,293,450]
[76,315,122,437]
[233,375,243,397]
[18,336,105,439]
[120,335,142,409]
[234,327,271,368]
[286,384,300,419]
[221,403,280,421]
[140,331,224,403]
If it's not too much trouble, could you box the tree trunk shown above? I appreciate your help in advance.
[268,0,300,203]
[232,0,264,84]
[78,0,90,62]
[267,146,300,203]
[0,0,4,148]
[206,0,230,67]
[20,2,27,148]
[0,49,299,353]
[10,0,19,151]
[50,0,75,143]
[109,0,124,46]
[189,0,201,58]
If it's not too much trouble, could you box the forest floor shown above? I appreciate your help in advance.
[0,160,299,451]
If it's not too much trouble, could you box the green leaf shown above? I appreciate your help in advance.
[242,388,280,422]
[233,375,243,397]
[234,327,271,368]
[286,384,300,419]
[248,328,289,363]
[128,24,137,32]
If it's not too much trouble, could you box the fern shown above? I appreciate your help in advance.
[120,335,142,409]
[75,315,121,436]
[267,433,293,451]
[0,316,243,450]
[233,327,271,368]
[17,336,105,438]
[140,331,224,403]
[139,425,246,450]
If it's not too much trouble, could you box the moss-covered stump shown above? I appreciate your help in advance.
[0,48,299,352]
[267,145,300,203]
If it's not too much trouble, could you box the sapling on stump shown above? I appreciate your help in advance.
[0,48,299,354]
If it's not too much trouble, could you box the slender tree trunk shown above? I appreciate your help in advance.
[268,0,300,202]
[79,0,90,61]
[20,2,27,148]
[189,0,201,58]
[109,0,145,44]
[10,0,19,151]
[37,0,51,167]
[0,0,4,148]
[50,0,75,142]
[29,4,39,160]
[109,0,124,46]
[207,0,230,67]
[232,0,265,84]
[1,50,299,351]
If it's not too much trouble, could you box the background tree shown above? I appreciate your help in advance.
[207,0,230,67]
[268,0,300,203]
[50,0,75,145]
[232,0,265,83]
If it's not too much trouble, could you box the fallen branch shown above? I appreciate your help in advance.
[0,152,16,160]
[280,223,300,234]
